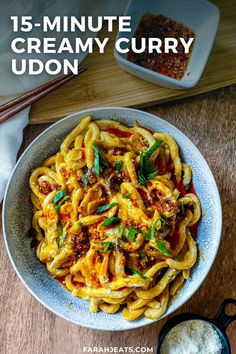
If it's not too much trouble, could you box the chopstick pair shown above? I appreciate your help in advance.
[0,66,87,125]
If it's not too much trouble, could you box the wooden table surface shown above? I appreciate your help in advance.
[0,86,236,354]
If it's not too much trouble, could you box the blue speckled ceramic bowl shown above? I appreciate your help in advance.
[3,107,222,330]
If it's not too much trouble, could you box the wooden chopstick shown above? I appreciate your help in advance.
[0,66,87,125]
[0,73,75,113]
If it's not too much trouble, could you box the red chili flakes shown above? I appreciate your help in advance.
[38,181,52,195]
[111,147,127,156]
[71,232,90,258]
[90,273,101,288]
[58,213,70,223]
[138,133,149,149]
[53,184,61,191]
[151,194,178,215]
[61,255,77,268]
[93,252,103,264]
[138,188,149,201]
[122,172,131,182]
[60,167,67,176]
[127,13,195,80]
[131,199,139,208]
[61,168,73,178]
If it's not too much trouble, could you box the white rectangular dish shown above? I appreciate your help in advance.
[114,0,220,89]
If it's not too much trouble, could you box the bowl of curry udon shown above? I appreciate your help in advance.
[3,107,222,330]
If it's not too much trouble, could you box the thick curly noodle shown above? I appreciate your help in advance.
[29,116,201,321]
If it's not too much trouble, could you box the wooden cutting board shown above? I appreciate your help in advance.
[30,0,236,124]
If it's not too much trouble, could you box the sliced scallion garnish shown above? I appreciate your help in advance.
[92,143,108,176]
[143,140,163,158]
[54,189,67,204]
[127,267,148,279]
[118,224,125,237]
[127,226,141,242]
[55,195,70,213]
[97,202,118,213]
[102,217,121,227]
[122,192,131,198]
[97,241,113,253]
[82,175,88,186]
[114,161,122,172]
[157,240,170,256]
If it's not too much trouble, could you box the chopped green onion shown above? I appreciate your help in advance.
[139,250,147,262]
[144,158,156,175]
[147,171,158,179]
[58,223,66,248]
[157,240,171,256]
[138,155,157,185]
[97,202,118,213]
[92,144,108,166]
[92,144,100,175]
[92,144,108,176]
[118,224,125,237]
[97,241,113,253]
[127,226,141,242]
[115,161,122,172]
[138,171,147,186]
[82,175,88,186]
[160,215,168,228]
[102,217,121,227]
[127,267,148,279]
[151,219,159,239]
[143,140,163,158]
[55,204,61,213]
[99,152,108,167]
[122,192,131,198]
[146,218,160,241]
[138,141,162,185]
[145,228,151,241]
[54,189,67,203]
[104,241,113,251]
[140,152,144,175]
[55,195,70,213]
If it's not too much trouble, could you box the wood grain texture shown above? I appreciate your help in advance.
[28,0,236,124]
[0,86,236,354]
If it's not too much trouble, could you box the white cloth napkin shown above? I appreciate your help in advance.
[0,106,29,201]
[0,0,127,202]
